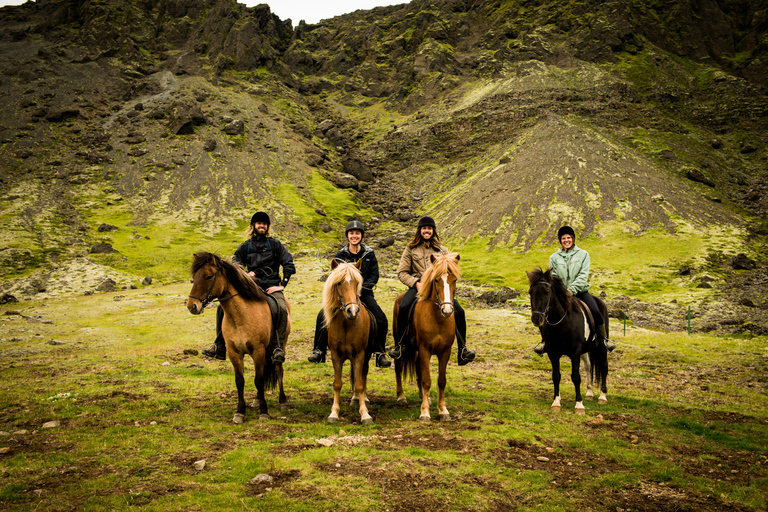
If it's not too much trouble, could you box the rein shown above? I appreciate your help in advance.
[188,264,240,308]
[336,285,360,312]
[428,276,453,309]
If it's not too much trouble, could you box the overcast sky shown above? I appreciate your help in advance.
[0,0,407,25]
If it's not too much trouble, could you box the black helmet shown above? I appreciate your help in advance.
[345,220,365,236]
[557,225,575,240]
[250,211,270,225]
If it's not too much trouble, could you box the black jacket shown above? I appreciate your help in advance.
[232,235,295,289]
[335,243,379,295]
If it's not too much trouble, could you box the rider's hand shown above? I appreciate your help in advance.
[266,286,284,294]
[248,271,256,278]
[415,282,422,292]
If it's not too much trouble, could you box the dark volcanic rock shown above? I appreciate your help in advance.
[478,287,520,305]
[730,253,756,270]
[90,243,118,254]
[96,278,116,292]
[98,223,118,232]
[686,168,715,187]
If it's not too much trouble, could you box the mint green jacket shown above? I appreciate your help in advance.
[548,245,591,295]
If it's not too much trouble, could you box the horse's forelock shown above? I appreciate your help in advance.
[322,262,362,328]
[418,253,460,301]
[191,251,219,275]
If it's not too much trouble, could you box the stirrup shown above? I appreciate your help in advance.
[533,342,545,357]
[604,338,616,353]
[388,345,403,359]
[457,347,475,366]
[375,353,391,368]
[272,347,285,364]
[307,349,325,363]
[202,343,225,360]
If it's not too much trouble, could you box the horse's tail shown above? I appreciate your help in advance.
[402,343,418,383]
[589,343,608,389]
[263,357,279,391]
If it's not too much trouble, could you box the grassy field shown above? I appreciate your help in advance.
[1,256,767,511]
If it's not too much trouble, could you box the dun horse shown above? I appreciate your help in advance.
[322,259,374,424]
[187,252,290,423]
[527,268,608,414]
[394,253,461,421]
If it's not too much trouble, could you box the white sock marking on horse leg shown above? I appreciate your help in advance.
[552,396,561,408]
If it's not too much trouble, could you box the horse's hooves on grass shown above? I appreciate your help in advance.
[250,400,258,408]
[396,397,408,405]
[598,398,608,405]
[551,406,561,413]
[279,403,291,411]
[233,413,245,424]
[259,414,271,420]
[419,415,431,422]
[439,413,450,421]
[361,417,374,425]
[327,416,339,423]
[350,398,359,407]
[585,392,594,401]
[575,408,586,416]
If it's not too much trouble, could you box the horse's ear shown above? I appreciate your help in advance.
[430,254,437,263]
[454,254,460,262]
[331,259,339,270]
[354,258,362,269]
[526,270,533,284]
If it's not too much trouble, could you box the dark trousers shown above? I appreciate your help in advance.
[395,287,467,345]
[574,291,604,329]
[313,292,388,353]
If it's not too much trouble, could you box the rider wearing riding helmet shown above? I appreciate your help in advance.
[534,225,616,356]
[307,220,392,368]
[202,211,295,364]
[388,216,476,366]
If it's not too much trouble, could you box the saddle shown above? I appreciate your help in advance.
[361,303,378,353]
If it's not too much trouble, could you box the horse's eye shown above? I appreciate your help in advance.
[205,274,214,280]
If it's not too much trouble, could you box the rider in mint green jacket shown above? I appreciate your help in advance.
[534,225,615,355]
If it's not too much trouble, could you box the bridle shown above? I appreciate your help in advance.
[428,273,454,310]
[188,264,239,309]
[531,283,567,326]
[335,281,360,312]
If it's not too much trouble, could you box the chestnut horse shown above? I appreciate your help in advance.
[394,253,461,421]
[187,252,290,423]
[322,259,373,424]
[526,268,608,414]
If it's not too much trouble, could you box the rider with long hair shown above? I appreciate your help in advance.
[535,225,615,356]
[388,216,476,366]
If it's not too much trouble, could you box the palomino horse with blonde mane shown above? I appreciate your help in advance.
[322,259,374,424]
[526,267,608,414]
[187,252,290,423]
[394,253,461,421]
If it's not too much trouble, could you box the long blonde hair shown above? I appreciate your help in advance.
[321,261,363,328]
[416,253,461,302]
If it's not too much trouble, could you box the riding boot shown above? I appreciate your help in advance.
[597,324,615,352]
[533,340,546,357]
[308,327,328,363]
[374,337,391,368]
[456,332,475,366]
[202,307,226,360]
[271,291,288,364]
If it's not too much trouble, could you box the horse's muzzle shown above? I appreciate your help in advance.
[187,299,204,315]
[531,313,544,327]
[440,304,454,318]
[343,304,360,320]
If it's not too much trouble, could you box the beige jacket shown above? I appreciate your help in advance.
[398,242,448,288]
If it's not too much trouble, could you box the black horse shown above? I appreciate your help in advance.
[526,268,609,413]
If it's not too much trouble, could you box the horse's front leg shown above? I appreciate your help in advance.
[549,353,562,412]
[394,358,407,404]
[571,355,585,415]
[352,354,372,424]
[232,355,248,424]
[437,346,450,421]
[418,346,432,421]
[328,355,343,423]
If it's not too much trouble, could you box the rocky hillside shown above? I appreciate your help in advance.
[0,0,766,312]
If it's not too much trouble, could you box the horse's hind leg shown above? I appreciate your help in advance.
[549,354,562,412]
[232,356,247,424]
[571,356,585,415]
[437,349,450,421]
[581,353,593,400]
[277,363,289,410]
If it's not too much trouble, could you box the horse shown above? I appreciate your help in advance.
[526,268,608,414]
[322,259,373,424]
[394,253,461,421]
[186,252,290,423]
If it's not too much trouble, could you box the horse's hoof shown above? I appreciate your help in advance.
[327,416,339,423]
[598,398,608,405]
[259,414,271,420]
[350,398,359,407]
[585,391,594,401]
[280,403,290,411]
[439,413,451,421]
[361,416,374,425]
[397,397,408,405]
[419,415,431,422]
[233,413,245,424]
[551,406,561,413]
[251,400,258,408]
[575,407,586,416]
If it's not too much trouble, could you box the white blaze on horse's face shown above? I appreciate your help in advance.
[439,274,453,318]
[342,274,359,320]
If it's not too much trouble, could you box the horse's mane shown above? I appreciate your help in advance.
[321,261,363,328]
[191,252,268,302]
[417,253,461,302]
[527,267,572,311]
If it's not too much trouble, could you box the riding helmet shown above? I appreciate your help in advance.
[345,220,365,236]
[557,225,575,240]
[417,216,436,229]
[250,211,270,226]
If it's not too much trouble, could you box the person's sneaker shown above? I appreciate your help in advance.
[375,353,391,368]
[533,343,545,357]
[307,349,325,363]
[457,347,475,366]
[272,348,286,364]
[202,343,225,360]
[388,346,403,359]
[604,338,616,353]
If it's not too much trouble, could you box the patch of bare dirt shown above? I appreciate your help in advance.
[245,469,301,497]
